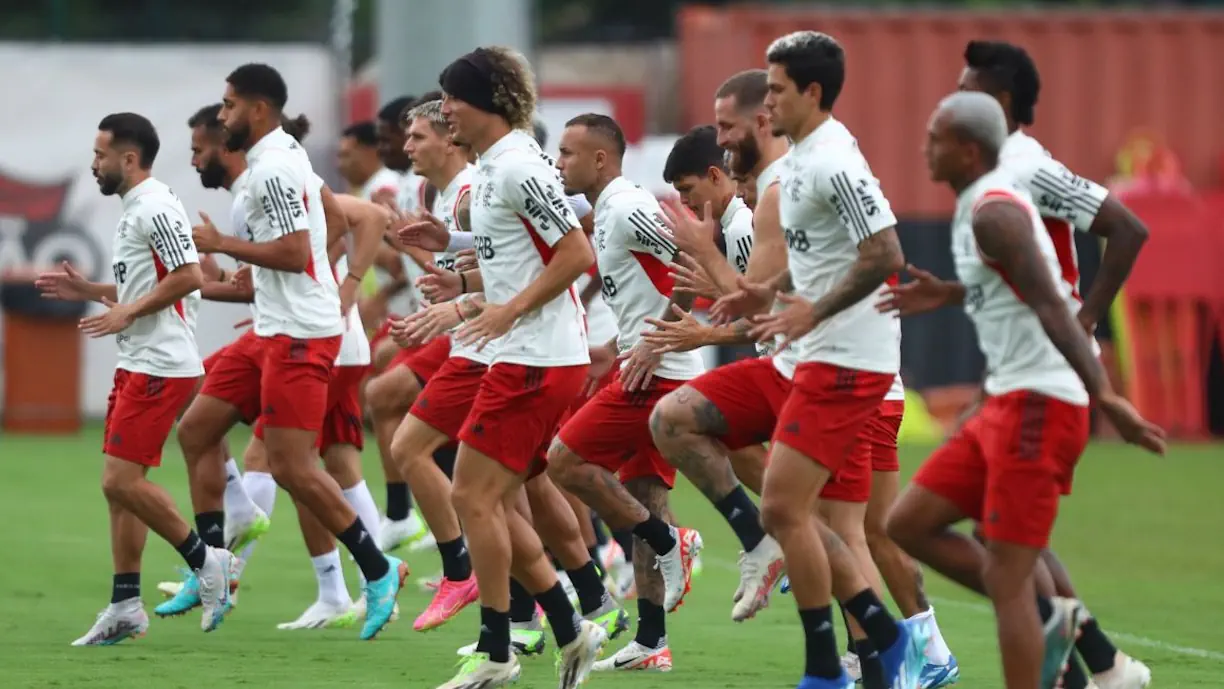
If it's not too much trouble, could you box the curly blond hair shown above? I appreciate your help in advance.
[482,46,537,132]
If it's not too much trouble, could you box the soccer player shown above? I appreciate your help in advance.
[545,113,704,672]
[740,32,933,689]
[39,112,233,643]
[338,121,402,199]
[426,46,607,688]
[176,63,405,640]
[889,90,1166,689]
[877,40,1155,689]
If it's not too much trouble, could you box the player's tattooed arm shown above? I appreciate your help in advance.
[457,293,486,320]
[808,228,905,325]
[455,188,472,233]
[972,201,1108,397]
[768,268,794,293]
[1079,195,1148,333]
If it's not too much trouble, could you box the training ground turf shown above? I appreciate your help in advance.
[2,426,1221,687]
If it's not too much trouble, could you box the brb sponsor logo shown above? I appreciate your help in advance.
[0,173,104,280]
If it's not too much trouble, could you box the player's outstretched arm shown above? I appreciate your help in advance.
[335,194,391,286]
[321,184,351,247]
[743,184,789,288]
[1079,195,1149,332]
[128,263,204,318]
[809,228,905,325]
[972,201,1108,398]
[505,229,593,319]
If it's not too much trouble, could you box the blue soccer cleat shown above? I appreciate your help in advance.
[796,670,854,688]
[920,655,960,688]
[360,555,408,640]
[154,569,201,617]
[878,618,932,689]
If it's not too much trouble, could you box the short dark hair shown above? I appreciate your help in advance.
[964,40,1041,127]
[414,90,443,107]
[226,63,288,111]
[765,32,845,111]
[98,112,160,169]
[281,114,312,142]
[188,103,223,134]
[715,69,769,110]
[663,125,725,183]
[565,113,626,159]
[379,95,416,124]
[342,121,378,147]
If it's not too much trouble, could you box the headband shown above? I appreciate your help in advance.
[439,49,502,117]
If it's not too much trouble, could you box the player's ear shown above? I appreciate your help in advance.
[707,166,723,185]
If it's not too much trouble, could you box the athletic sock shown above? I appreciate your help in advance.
[566,561,609,615]
[856,638,887,689]
[475,606,511,663]
[535,582,581,648]
[631,517,676,555]
[437,537,472,581]
[311,550,349,606]
[612,528,634,562]
[176,531,207,571]
[843,589,900,651]
[385,481,409,521]
[509,578,536,623]
[799,606,843,679]
[713,486,766,551]
[635,598,666,648]
[337,518,389,581]
[111,572,140,604]
[1076,618,1119,674]
[195,511,225,549]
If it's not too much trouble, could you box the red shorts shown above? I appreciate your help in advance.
[773,361,894,482]
[198,329,263,423]
[370,316,401,352]
[868,399,905,472]
[389,336,451,384]
[558,366,617,426]
[103,369,199,467]
[459,363,588,475]
[687,356,791,450]
[411,356,488,441]
[320,364,370,450]
[912,391,1090,549]
[557,372,684,489]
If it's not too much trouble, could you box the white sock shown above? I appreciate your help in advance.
[908,607,952,664]
[223,459,258,524]
[237,471,278,564]
[312,549,351,607]
[343,480,383,589]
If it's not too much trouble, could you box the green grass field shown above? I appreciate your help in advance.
[2,427,1222,688]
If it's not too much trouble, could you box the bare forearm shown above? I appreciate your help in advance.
[1034,302,1109,398]
[506,248,590,319]
[457,293,486,320]
[811,231,904,323]
[768,269,794,294]
[1080,229,1146,327]
[579,272,602,306]
[128,267,202,318]
[201,282,253,303]
[85,282,119,303]
[660,289,697,322]
[692,247,741,296]
[345,206,388,283]
[218,234,307,272]
[460,269,484,294]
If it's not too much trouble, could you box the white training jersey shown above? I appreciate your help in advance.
[111,178,203,378]
[432,166,492,365]
[360,167,402,202]
[577,269,619,346]
[952,168,1088,406]
[385,169,427,317]
[470,130,589,367]
[333,255,370,366]
[777,118,900,375]
[1000,130,1110,302]
[594,177,705,381]
[753,152,799,380]
[227,169,258,319]
[721,195,754,274]
[245,127,343,339]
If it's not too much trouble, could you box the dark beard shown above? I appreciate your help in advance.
[732,136,762,175]
[224,124,250,152]
[197,159,228,189]
[97,172,122,196]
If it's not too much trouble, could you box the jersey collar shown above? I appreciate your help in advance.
[720,195,746,230]
[121,177,160,208]
[247,126,292,162]
[482,129,534,162]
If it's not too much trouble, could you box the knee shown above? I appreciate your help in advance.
[388,427,415,467]
[368,373,412,417]
[100,469,132,504]
[450,482,485,522]
[648,395,690,447]
[544,439,579,486]
[864,512,891,554]
[175,412,209,457]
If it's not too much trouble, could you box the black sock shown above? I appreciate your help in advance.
[635,598,666,648]
[195,511,225,549]
[855,639,887,689]
[111,572,140,604]
[592,515,610,546]
[713,486,766,552]
[433,445,458,480]
[631,516,676,555]
[839,603,856,654]
[587,547,606,576]
[843,589,900,651]
[799,606,843,679]
[1036,595,1054,622]
[566,561,609,616]
[535,582,581,648]
[612,529,634,563]
[474,606,511,663]
[509,578,537,623]
[1063,652,1090,689]
[437,537,472,582]
[385,482,410,521]
[176,531,207,571]
[1076,618,1118,674]
[337,518,390,581]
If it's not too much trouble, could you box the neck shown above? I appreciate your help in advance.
[791,109,832,145]
[585,169,621,207]
[950,167,988,195]
[246,120,278,152]
[752,135,791,177]
[1007,119,1019,135]
[426,156,469,193]
[471,119,514,156]
[222,159,247,191]
[119,170,151,197]
[713,187,736,221]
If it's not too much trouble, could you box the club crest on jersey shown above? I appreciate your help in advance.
[783,175,803,203]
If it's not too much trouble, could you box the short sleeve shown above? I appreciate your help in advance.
[620,204,678,262]
[567,193,593,219]
[503,161,581,248]
[250,157,310,237]
[145,204,199,271]
[724,213,754,274]
[1020,156,1109,233]
[814,156,897,245]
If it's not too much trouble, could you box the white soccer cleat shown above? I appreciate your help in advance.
[408,528,438,554]
[378,511,429,553]
[276,600,355,630]
[224,505,270,553]
[436,653,522,689]
[71,600,148,646]
[593,639,673,672]
[841,651,862,682]
[456,618,548,657]
[731,536,785,622]
[557,619,609,688]
[657,527,703,613]
[1092,653,1152,689]
[157,580,183,598]
[350,592,399,622]
[197,546,234,632]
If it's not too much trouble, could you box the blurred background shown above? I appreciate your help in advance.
[2,0,1222,443]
